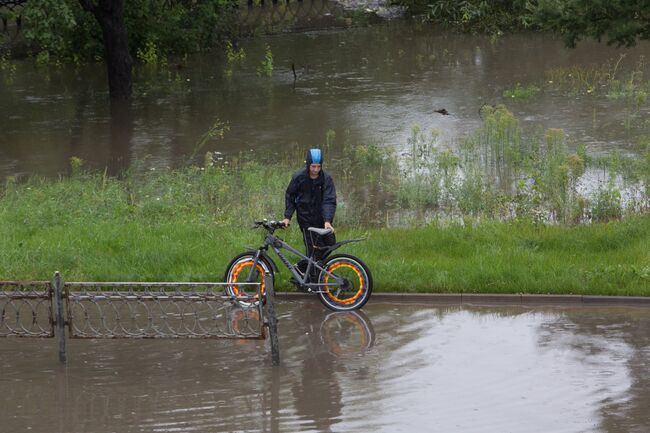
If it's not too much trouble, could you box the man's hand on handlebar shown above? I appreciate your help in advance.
[281,218,290,227]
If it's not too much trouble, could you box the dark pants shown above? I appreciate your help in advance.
[300,227,336,263]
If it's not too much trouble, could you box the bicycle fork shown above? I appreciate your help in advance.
[245,249,264,282]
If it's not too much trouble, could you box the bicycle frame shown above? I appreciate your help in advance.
[246,232,345,294]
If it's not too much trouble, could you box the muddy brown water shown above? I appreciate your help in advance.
[2,21,650,179]
[1,300,649,433]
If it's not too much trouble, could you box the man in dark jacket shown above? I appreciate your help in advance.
[282,148,337,267]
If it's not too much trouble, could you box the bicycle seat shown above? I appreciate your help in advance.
[308,227,333,236]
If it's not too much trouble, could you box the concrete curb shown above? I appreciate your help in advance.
[276,292,650,307]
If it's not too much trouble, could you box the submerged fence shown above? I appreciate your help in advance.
[0,272,280,365]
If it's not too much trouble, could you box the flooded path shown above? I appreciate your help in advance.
[2,300,649,432]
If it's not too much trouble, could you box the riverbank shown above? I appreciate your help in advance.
[1,169,647,295]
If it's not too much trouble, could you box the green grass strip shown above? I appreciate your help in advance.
[1,163,648,295]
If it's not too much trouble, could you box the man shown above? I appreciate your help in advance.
[282,148,337,274]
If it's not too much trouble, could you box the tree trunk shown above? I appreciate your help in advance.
[80,0,132,100]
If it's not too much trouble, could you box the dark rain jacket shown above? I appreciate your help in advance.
[284,168,337,229]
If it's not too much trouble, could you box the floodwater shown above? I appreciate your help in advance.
[2,300,650,433]
[2,19,650,178]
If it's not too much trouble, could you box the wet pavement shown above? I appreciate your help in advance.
[1,300,650,432]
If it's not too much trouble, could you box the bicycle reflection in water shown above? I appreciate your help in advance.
[290,309,375,431]
[226,306,375,357]
[319,309,375,357]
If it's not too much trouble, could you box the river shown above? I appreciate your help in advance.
[2,18,650,178]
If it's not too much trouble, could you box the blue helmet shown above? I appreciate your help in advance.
[306,148,322,166]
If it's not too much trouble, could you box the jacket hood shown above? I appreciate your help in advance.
[305,148,322,167]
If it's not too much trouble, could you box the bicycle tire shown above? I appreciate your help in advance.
[224,252,274,306]
[317,253,373,311]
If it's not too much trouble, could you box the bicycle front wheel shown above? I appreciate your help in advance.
[318,254,373,311]
[224,253,273,306]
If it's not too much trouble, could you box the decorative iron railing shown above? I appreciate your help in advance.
[0,281,53,337]
[64,281,264,339]
[0,273,280,365]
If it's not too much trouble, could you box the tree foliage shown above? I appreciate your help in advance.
[21,0,238,61]
[535,0,650,48]
[397,0,650,47]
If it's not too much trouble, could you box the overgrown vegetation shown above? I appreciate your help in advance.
[1,107,648,292]
[503,83,541,100]
[395,0,650,47]
[395,0,538,34]
[1,158,648,294]
[19,0,238,62]
[393,105,649,224]
[503,55,650,130]
[256,44,274,77]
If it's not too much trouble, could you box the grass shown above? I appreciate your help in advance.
[365,217,650,295]
[395,106,649,223]
[0,166,648,295]
[502,83,541,100]
[1,104,648,296]
[544,55,649,100]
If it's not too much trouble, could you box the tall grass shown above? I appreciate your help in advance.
[1,169,648,294]
[394,105,649,224]
[1,122,648,294]
[545,55,650,129]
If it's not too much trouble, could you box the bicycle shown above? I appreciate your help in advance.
[224,220,373,311]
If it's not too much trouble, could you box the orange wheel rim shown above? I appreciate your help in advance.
[323,262,364,305]
[230,260,266,297]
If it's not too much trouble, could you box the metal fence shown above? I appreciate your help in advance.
[0,272,280,365]
[0,281,53,337]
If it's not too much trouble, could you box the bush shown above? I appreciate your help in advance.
[21,0,239,61]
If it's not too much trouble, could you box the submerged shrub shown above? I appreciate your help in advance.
[503,83,541,99]
[393,106,646,224]
[4,110,647,229]
[592,187,622,222]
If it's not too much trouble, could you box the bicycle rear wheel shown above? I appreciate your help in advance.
[318,254,372,311]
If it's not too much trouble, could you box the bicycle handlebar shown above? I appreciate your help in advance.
[252,219,286,231]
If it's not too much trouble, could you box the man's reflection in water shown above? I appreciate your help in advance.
[292,309,375,432]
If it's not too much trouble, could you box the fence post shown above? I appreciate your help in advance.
[54,272,67,364]
[265,273,280,366]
